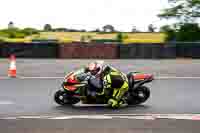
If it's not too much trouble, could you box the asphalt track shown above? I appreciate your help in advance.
[0,78,200,116]
[1,59,200,132]
[1,59,200,77]
[0,78,200,132]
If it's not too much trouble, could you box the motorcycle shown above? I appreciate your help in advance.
[54,69,154,107]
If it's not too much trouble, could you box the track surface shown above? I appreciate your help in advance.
[1,119,200,133]
[1,59,200,77]
[0,78,200,116]
[0,78,200,133]
[1,59,200,132]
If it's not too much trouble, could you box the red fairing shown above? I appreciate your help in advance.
[65,86,77,91]
[133,74,153,80]
[67,78,78,84]
[64,72,79,84]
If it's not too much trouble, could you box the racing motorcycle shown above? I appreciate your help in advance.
[54,70,154,107]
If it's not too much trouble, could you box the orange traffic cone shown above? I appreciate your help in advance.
[8,55,17,78]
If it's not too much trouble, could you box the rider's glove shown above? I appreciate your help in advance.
[77,72,92,81]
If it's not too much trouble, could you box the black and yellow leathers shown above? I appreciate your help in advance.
[99,65,129,108]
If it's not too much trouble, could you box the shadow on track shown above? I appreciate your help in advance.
[52,104,151,115]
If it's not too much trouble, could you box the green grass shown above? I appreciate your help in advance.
[0,32,166,43]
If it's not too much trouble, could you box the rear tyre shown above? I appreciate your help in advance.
[127,86,150,105]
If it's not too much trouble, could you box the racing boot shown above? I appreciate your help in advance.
[108,98,119,108]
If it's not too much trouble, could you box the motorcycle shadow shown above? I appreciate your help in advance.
[53,103,150,114]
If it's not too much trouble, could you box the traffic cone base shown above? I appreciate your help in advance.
[8,69,16,78]
[8,55,17,78]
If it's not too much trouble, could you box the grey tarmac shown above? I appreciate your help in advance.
[1,119,200,133]
[1,59,200,77]
[0,59,200,133]
[0,78,200,133]
[0,78,200,116]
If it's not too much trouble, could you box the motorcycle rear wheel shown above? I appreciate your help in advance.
[127,86,150,105]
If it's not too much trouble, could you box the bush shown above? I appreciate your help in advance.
[91,39,119,43]
[176,23,200,41]
[0,28,25,38]
[162,23,200,42]
[116,33,129,42]
[0,38,4,42]
[0,28,39,39]
[116,33,123,42]
[22,28,39,35]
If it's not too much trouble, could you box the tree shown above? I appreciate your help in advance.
[148,24,156,32]
[53,28,68,32]
[44,24,52,31]
[160,23,200,41]
[132,26,140,32]
[158,0,200,23]
[8,21,14,29]
[103,25,115,32]
[160,25,172,32]
[95,28,100,32]
[158,0,200,42]
[175,23,200,41]
[160,25,176,41]
[81,29,87,32]
[22,28,39,35]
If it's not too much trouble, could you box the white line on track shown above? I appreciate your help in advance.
[103,113,200,116]
[48,115,113,120]
[0,101,14,105]
[157,76,200,79]
[1,76,200,79]
[19,77,64,79]
[0,77,10,80]
[1,114,200,120]
[18,116,50,119]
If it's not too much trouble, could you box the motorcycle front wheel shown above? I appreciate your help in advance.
[54,90,70,105]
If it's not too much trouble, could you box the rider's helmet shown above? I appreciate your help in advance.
[87,60,104,76]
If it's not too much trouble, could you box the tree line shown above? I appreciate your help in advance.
[159,0,200,42]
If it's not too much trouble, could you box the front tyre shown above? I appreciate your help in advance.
[127,86,150,105]
[54,90,69,105]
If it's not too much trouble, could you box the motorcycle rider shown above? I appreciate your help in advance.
[76,61,129,108]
